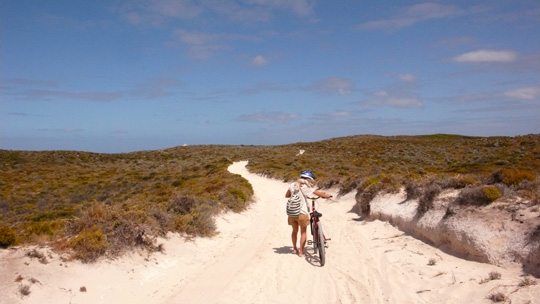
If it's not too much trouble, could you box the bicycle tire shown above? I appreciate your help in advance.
[311,220,318,255]
[317,222,325,266]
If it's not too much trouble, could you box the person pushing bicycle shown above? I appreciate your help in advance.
[285,171,332,257]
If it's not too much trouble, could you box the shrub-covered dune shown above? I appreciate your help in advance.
[1,134,539,264]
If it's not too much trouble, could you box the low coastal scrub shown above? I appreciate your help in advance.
[0,146,254,261]
[1,134,539,261]
[0,225,17,248]
[455,186,502,206]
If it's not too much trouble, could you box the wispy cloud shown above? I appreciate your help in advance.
[172,29,257,58]
[239,82,290,95]
[252,55,269,66]
[118,0,314,26]
[7,112,48,117]
[3,78,58,88]
[503,87,540,100]
[1,77,123,102]
[236,111,299,124]
[307,77,355,96]
[24,89,123,102]
[365,90,422,108]
[451,50,518,63]
[131,78,187,99]
[173,29,230,58]
[357,2,463,31]
[313,111,355,121]
[39,128,85,134]
[116,0,202,26]
[398,74,417,82]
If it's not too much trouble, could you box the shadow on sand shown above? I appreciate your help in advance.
[272,246,296,255]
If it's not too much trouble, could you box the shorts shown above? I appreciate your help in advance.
[288,214,309,228]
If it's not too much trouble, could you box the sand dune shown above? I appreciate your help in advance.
[1,161,538,303]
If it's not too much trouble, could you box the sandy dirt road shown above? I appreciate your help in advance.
[1,161,537,304]
[165,161,538,304]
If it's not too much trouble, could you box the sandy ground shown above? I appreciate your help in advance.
[1,161,538,304]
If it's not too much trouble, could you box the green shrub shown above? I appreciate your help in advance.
[0,225,17,248]
[25,220,64,238]
[443,175,478,189]
[168,195,198,215]
[482,186,501,201]
[455,186,501,206]
[361,176,381,190]
[490,169,535,186]
[69,227,108,262]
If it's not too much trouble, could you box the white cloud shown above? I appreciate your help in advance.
[313,111,354,121]
[26,89,122,102]
[118,0,313,26]
[117,0,202,26]
[329,111,352,117]
[246,0,314,17]
[504,87,540,100]
[452,50,517,63]
[309,77,355,96]
[399,74,417,82]
[366,91,422,108]
[357,3,462,31]
[236,111,299,124]
[252,55,268,66]
[173,29,234,58]
[239,82,290,95]
[132,78,187,99]
[375,90,389,97]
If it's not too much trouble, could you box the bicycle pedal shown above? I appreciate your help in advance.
[326,238,331,241]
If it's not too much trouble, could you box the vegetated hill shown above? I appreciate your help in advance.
[1,134,539,262]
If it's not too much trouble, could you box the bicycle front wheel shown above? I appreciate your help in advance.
[317,222,325,266]
[311,221,318,255]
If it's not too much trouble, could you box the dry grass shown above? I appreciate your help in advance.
[1,134,539,261]
[19,284,30,296]
[486,292,506,302]
[518,277,537,287]
[480,271,502,284]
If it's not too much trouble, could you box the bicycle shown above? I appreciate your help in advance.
[307,196,330,266]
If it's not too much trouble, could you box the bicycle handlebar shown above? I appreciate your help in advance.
[308,196,333,201]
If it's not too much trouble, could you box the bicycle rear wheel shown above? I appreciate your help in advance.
[317,222,325,266]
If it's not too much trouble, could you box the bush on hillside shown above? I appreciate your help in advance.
[417,183,442,214]
[69,227,108,262]
[482,186,502,201]
[0,225,17,248]
[405,181,421,201]
[68,202,158,260]
[455,186,502,206]
[489,169,535,186]
[168,195,219,236]
[441,175,479,189]
[354,179,384,216]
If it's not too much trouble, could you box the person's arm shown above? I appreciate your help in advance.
[313,190,332,199]
[285,189,291,198]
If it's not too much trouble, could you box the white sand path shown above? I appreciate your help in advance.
[1,161,538,304]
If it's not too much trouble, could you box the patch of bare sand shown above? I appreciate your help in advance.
[1,161,538,304]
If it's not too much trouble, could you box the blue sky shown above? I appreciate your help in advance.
[1,1,539,153]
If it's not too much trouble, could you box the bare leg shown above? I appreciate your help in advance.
[299,226,307,257]
[291,222,299,254]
